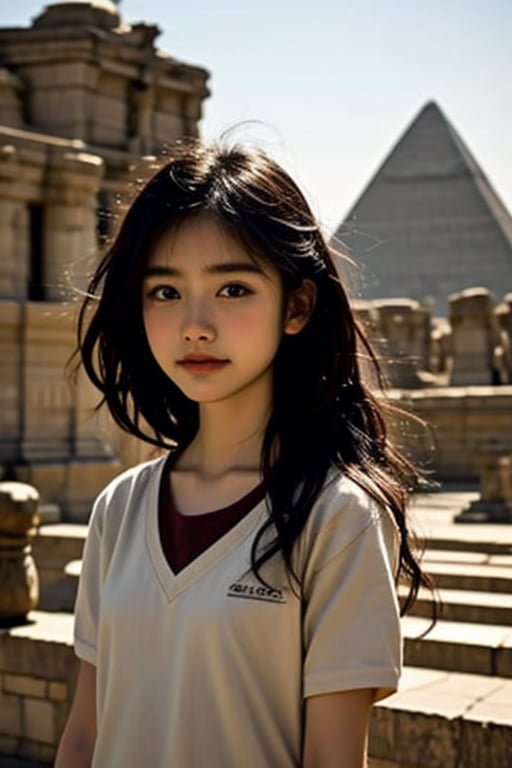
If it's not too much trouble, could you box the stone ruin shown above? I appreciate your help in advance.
[0,0,208,524]
[355,286,512,389]
[354,286,512,515]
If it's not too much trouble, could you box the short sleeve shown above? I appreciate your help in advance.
[302,497,401,703]
[73,494,106,666]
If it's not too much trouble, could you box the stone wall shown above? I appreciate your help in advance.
[391,387,512,481]
[355,286,512,390]
[0,613,77,765]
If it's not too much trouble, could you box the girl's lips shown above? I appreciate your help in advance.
[177,356,229,375]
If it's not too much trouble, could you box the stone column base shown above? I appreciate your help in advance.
[455,499,512,523]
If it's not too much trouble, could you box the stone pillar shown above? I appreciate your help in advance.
[128,79,156,155]
[373,299,431,388]
[20,303,75,463]
[0,196,30,300]
[0,302,23,464]
[43,148,103,301]
[495,293,512,384]
[430,318,451,375]
[449,287,498,386]
[0,69,24,128]
[455,442,512,523]
[0,481,40,625]
[0,140,46,300]
[13,302,121,521]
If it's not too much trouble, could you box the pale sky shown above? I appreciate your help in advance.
[3,0,512,235]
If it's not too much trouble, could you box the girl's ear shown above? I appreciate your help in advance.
[284,279,317,335]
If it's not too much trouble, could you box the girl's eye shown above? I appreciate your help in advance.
[147,285,180,301]
[217,283,252,299]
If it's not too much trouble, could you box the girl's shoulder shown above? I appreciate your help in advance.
[297,467,400,569]
[100,453,167,498]
[88,453,168,527]
[311,467,383,530]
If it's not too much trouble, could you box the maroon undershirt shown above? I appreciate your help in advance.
[158,458,266,574]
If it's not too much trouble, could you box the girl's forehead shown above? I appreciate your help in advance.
[147,215,277,277]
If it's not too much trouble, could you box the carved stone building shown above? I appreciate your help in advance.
[334,102,512,316]
[0,0,209,519]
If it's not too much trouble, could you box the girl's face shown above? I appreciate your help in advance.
[142,216,313,409]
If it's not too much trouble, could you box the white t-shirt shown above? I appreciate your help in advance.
[74,455,401,767]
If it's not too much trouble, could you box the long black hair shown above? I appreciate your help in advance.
[78,140,433,614]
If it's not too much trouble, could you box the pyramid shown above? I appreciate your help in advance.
[332,102,512,315]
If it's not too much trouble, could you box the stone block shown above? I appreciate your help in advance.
[23,697,55,744]
[404,637,493,675]
[0,689,22,737]
[369,705,395,760]
[459,719,512,767]
[0,631,76,682]
[0,733,19,756]
[394,710,460,768]
[48,681,67,702]
[496,639,512,678]
[3,673,46,699]
[18,738,55,763]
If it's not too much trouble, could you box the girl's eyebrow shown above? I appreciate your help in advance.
[144,262,265,278]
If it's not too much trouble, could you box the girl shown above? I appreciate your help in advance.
[56,140,431,768]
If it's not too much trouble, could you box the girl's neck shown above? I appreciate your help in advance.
[180,381,272,480]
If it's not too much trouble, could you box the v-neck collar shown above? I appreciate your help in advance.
[145,455,268,603]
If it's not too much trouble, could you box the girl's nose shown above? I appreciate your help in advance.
[181,304,216,342]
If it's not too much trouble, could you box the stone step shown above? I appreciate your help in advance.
[422,549,512,567]
[32,524,87,612]
[410,489,512,556]
[370,666,512,768]
[33,524,87,564]
[403,616,512,678]
[402,584,512,625]
[37,503,61,525]
[423,559,512,593]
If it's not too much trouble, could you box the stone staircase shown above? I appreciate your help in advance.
[369,488,512,767]
[5,486,512,766]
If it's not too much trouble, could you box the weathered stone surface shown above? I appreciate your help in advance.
[449,287,499,386]
[394,711,460,768]
[459,719,512,767]
[333,103,512,316]
[372,299,431,387]
[23,697,55,744]
[0,0,208,517]
[3,673,46,699]
[0,482,40,622]
[368,705,396,760]
[392,387,512,481]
